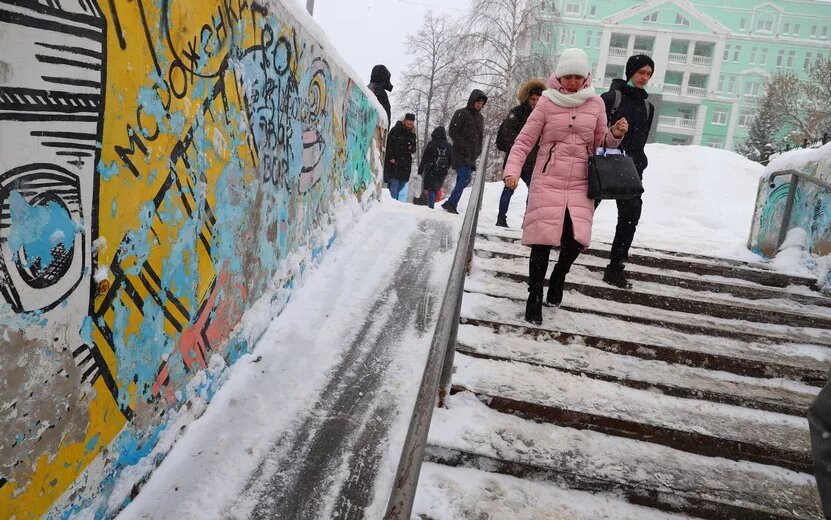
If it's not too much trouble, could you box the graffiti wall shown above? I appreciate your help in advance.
[749,148,831,259]
[0,0,383,517]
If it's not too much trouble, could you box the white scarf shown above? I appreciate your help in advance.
[541,84,597,108]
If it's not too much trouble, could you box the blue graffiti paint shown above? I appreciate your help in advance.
[7,191,75,269]
[98,160,121,181]
[85,433,101,455]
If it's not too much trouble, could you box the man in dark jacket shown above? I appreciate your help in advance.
[418,126,453,209]
[384,113,417,201]
[599,54,655,288]
[442,89,488,214]
[809,382,831,519]
[495,79,546,227]
[368,64,393,125]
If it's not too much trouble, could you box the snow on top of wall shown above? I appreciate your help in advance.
[766,143,831,175]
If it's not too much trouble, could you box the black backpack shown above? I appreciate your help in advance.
[496,117,513,153]
[609,89,652,124]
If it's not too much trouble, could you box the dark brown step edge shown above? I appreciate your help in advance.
[460,318,828,386]
[476,248,831,309]
[476,233,818,290]
[450,386,812,474]
[483,268,831,329]
[455,345,812,416]
[424,446,818,520]
[465,287,831,349]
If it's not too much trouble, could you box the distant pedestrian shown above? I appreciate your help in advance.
[418,126,453,209]
[598,54,656,289]
[495,79,546,227]
[442,89,488,214]
[503,48,627,325]
[384,113,417,201]
[368,64,393,125]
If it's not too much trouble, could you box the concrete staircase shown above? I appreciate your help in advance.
[416,226,831,520]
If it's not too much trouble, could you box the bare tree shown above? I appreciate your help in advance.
[737,86,782,163]
[764,61,831,144]
[397,13,471,148]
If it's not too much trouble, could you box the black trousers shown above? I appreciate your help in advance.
[528,210,583,290]
[597,195,643,269]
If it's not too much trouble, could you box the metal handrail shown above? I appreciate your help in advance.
[767,168,831,248]
[384,137,492,519]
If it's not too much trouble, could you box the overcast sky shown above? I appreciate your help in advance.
[293,0,472,94]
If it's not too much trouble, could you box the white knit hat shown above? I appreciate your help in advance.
[555,48,589,78]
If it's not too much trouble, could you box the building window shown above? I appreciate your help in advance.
[760,48,768,65]
[725,76,736,94]
[737,111,755,128]
[749,47,757,64]
[570,29,576,46]
[776,50,785,67]
[783,23,790,35]
[590,5,597,17]
[643,12,658,23]
[823,27,829,39]
[676,14,690,26]
[707,138,723,149]
[805,52,813,69]
[787,50,796,68]
[717,75,725,92]
[671,137,689,145]
[744,81,761,97]
[560,29,568,45]
[596,32,602,47]
[723,44,731,61]
[740,18,747,31]
[733,45,741,62]
[565,2,580,15]
[812,25,818,37]
[586,31,593,47]
[712,109,728,125]
[794,24,801,36]
[757,17,773,32]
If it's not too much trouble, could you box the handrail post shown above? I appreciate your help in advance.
[384,137,491,520]
[776,175,799,249]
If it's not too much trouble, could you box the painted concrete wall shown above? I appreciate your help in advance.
[0,0,384,517]
[749,150,831,259]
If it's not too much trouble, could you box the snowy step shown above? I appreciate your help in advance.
[413,462,696,520]
[474,239,831,309]
[426,393,823,520]
[456,324,818,416]
[451,353,813,472]
[477,231,819,289]
[465,272,831,347]
[472,255,831,329]
[461,292,831,385]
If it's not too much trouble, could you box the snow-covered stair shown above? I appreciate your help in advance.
[415,227,830,520]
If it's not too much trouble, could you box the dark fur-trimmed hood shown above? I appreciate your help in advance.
[517,79,547,103]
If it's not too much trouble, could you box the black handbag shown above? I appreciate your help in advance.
[587,148,644,200]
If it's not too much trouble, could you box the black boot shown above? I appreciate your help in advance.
[603,264,632,289]
[441,201,458,214]
[525,288,543,325]
[496,216,508,228]
[547,268,566,306]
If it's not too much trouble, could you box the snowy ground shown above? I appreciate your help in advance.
[115,144,821,520]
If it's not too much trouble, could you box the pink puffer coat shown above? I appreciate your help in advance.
[503,74,620,248]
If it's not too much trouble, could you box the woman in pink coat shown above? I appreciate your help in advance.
[503,48,629,325]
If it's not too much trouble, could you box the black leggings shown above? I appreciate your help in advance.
[528,210,583,290]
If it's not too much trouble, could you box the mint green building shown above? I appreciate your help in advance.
[537,0,831,150]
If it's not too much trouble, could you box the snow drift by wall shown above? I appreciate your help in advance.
[0,1,384,517]
[749,144,831,259]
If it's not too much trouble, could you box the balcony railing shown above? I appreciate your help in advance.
[597,77,614,89]
[658,115,697,130]
[663,84,682,95]
[608,47,628,58]
[668,52,688,64]
[633,48,653,57]
[686,86,707,97]
[692,55,713,67]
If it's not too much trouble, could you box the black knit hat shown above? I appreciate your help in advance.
[626,54,655,80]
[404,113,416,121]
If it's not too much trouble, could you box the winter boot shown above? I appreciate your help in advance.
[546,268,566,306]
[496,216,508,228]
[525,287,543,325]
[603,265,632,289]
[442,201,458,214]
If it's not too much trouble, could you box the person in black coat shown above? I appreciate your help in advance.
[384,113,417,201]
[599,54,655,289]
[495,79,546,227]
[418,126,453,209]
[809,381,831,519]
[368,64,393,125]
[442,89,487,214]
